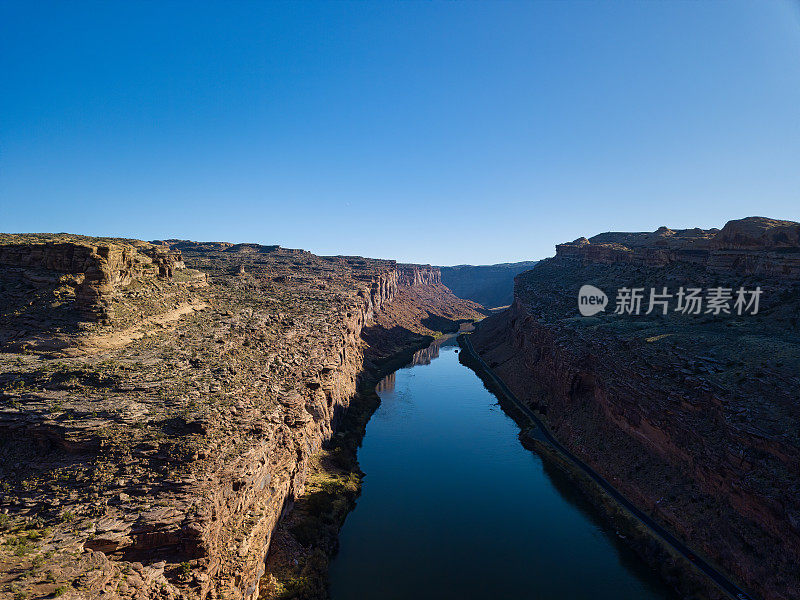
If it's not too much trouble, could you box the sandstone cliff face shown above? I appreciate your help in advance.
[555,217,800,278]
[439,261,539,308]
[0,237,481,600]
[0,234,188,325]
[396,264,441,287]
[472,217,800,600]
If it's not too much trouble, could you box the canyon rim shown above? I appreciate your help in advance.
[3,4,800,599]
[0,216,798,599]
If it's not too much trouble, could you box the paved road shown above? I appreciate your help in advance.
[458,334,757,600]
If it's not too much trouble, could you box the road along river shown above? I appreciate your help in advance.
[328,334,681,600]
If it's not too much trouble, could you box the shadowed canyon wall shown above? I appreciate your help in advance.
[471,217,800,600]
[439,261,539,308]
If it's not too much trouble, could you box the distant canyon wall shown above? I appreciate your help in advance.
[439,261,539,308]
[397,264,441,287]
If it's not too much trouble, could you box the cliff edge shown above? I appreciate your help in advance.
[0,235,483,600]
[471,217,800,600]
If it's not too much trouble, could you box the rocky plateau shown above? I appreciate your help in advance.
[0,234,483,600]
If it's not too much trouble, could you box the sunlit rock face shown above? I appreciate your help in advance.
[555,217,800,278]
[0,234,191,326]
[397,264,442,287]
[0,235,483,600]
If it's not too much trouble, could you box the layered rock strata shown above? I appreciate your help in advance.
[471,217,800,600]
[0,237,483,600]
[396,264,441,287]
[556,216,800,278]
[0,235,189,325]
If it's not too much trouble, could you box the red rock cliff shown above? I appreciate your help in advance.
[555,217,800,278]
[472,217,800,600]
[0,237,482,600]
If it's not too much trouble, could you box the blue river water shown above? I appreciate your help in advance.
[328,335,678,600]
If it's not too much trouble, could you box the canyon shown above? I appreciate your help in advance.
[439,260,539,309]
[0,234,483,600]
[0,217,797,600]
[471,217,800,600]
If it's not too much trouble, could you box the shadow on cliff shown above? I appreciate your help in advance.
[360,325,434,364]
[0,274,89,351]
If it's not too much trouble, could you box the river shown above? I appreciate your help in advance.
[328,334,678,600]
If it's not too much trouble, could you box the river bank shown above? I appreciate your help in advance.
[258,327,471,599]
[327,334,681,600]
[457,332,754,600]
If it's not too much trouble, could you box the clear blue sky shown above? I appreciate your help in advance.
[2,1,799,265]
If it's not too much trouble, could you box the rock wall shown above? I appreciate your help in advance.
[555,217,800,278]
[0,235,185,322]
[397,264,441,287]
[472,217,800,600]
[0,238,482,600]
[197,273,398,598]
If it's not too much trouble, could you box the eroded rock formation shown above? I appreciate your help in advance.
[555,216,800,277]
[0,236,483,600]
[471,217,800,600]
[0,234,190,327]
[396,264,441,287]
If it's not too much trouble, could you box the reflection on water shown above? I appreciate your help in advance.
[408,327,468,367]
[408,343,441,366]
[329,336,678,600]
[377,330,465,391]
[375,372,395,393]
